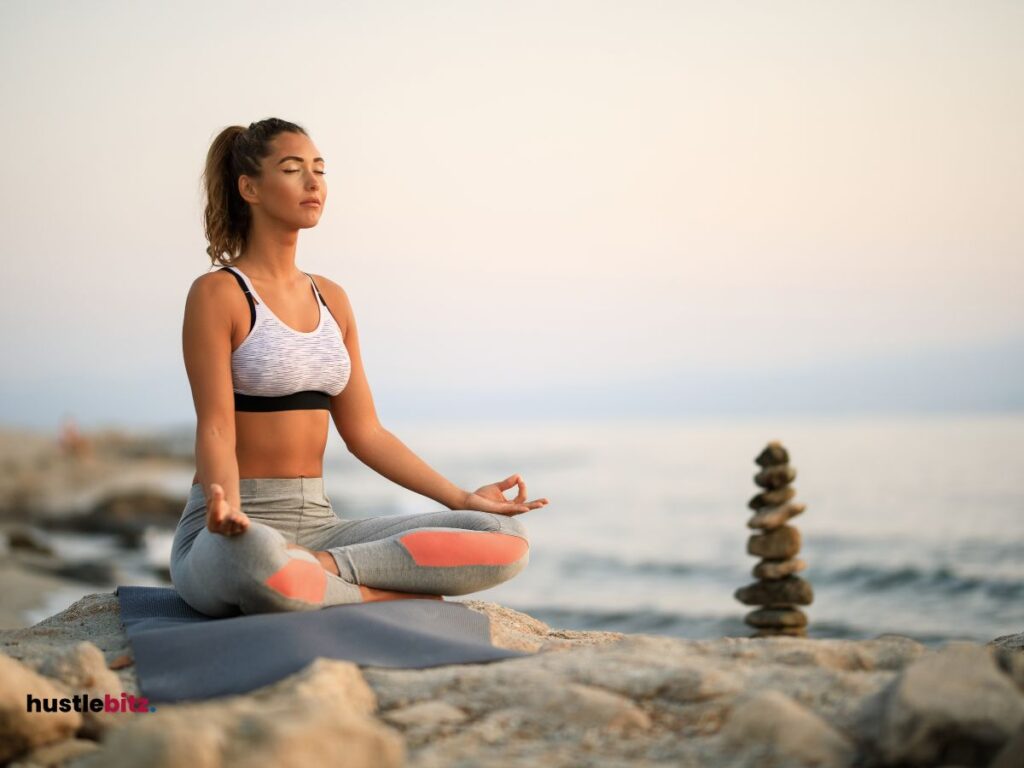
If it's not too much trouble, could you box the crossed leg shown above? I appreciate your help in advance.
[172,508,529,617]
[299,508,531,599]
[283,542,443,602]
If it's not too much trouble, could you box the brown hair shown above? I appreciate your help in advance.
[201,117,308,267]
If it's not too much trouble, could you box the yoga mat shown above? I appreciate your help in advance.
[116,585,535,704]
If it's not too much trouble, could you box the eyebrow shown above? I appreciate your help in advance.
[277,155,325,164]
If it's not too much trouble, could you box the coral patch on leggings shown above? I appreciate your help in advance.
[398,530,529,567]
[264,558,328,603]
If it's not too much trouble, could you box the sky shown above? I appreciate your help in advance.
[0,0,1021,432]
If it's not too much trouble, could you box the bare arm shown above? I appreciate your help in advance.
[322,280,469,509]
[182,273,248,533]
[318,276,547,515]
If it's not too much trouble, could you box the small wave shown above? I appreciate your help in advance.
[504,605,967,646]
[812,563,1024,599]
[558,552,738,580]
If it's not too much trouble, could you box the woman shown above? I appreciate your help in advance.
[171,117,548,617]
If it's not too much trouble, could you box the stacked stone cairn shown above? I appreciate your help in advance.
[734,441,814,637]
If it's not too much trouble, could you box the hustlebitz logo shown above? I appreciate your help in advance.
[26,692,157,713]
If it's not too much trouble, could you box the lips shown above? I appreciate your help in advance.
[301,199,321,206]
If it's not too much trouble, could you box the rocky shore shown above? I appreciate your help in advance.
[0,425,192,629]
[2,426,1022,766]
[1,592,1022,767]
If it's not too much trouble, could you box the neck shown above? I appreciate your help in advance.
[235,218,303,282]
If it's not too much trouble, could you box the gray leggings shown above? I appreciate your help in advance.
[170,477,530,617]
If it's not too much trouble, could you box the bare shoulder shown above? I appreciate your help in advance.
[188,267,236,300]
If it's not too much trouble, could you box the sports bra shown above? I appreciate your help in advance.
[219,266,351,412]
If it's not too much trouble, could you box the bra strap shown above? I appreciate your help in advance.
[305,273,330,310]
[220,267,256,332]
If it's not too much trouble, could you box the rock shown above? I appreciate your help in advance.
[993,646,1024,694]
[2,523,56,555]
[748,485,797,511]
[8,737,100,767]
[755,441,789,467]
[35,641,128,738]
[754,464,797,490]
[745,608,808,629]
[735,576,814,607]
[990,632,1024,653]
[752,558,807,580]
[6,586,1022,768]
[382,700,469,727]
[14,552,120,587]
[753,628,808,638]
[0,653,82,763]
[748,526,802,560]
[73,658,405,768]
[720,689,855,767]
[856,642,1024,767]
[990,726,1024,768]
[748,503,806,530]
[44,489,184,537]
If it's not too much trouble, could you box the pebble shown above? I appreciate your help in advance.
[752,558,807,580]
[748,502,806,530]
[747,525,801,560]
[734,575,814,607]
[748,485,796,511]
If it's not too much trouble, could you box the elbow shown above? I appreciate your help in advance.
[341,422,385,457]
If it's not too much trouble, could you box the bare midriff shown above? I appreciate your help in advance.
[190,410,330,485]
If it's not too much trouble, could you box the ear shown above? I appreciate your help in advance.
[238,174,259,205]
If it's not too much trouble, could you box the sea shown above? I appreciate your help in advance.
[25,412,1024,646]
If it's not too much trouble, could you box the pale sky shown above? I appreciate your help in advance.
[1,0,1021,429]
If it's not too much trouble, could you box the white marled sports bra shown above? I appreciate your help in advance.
[220,266,351,412]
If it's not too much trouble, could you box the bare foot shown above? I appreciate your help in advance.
[285,543,443,602]
[358,585,445,603]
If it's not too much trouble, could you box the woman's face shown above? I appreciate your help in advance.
[240,131,327,230]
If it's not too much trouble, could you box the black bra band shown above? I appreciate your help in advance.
[234,391,331,412]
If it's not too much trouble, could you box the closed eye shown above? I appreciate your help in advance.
[284,170,326,174]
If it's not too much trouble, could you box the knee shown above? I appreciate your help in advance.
[466,510,530,542]
[495,513,529,543]
[183,523,325,615]
[226,526,328,612]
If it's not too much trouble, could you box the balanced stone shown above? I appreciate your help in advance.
[734,575,814,606]
[754,464,796,490]
[745,607,808,628]
[755,441,789,467]
[748,502,806,530]
[752,558,806,580]
[748,485,796,511]
[747,525,801,559]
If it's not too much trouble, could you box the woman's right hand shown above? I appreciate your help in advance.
[205,483,250,536]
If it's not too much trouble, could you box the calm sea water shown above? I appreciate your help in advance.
[315,412,1024,644]
[26,413,1024,644]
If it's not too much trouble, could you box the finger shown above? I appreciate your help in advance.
[210,483,224,499]
[499,475,524,493]
[499,473,526,503]
[514,475,528,504]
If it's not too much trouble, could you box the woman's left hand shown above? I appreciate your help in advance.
[460,474,549,516]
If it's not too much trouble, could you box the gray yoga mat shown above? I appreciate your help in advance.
[116,585,534,704]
